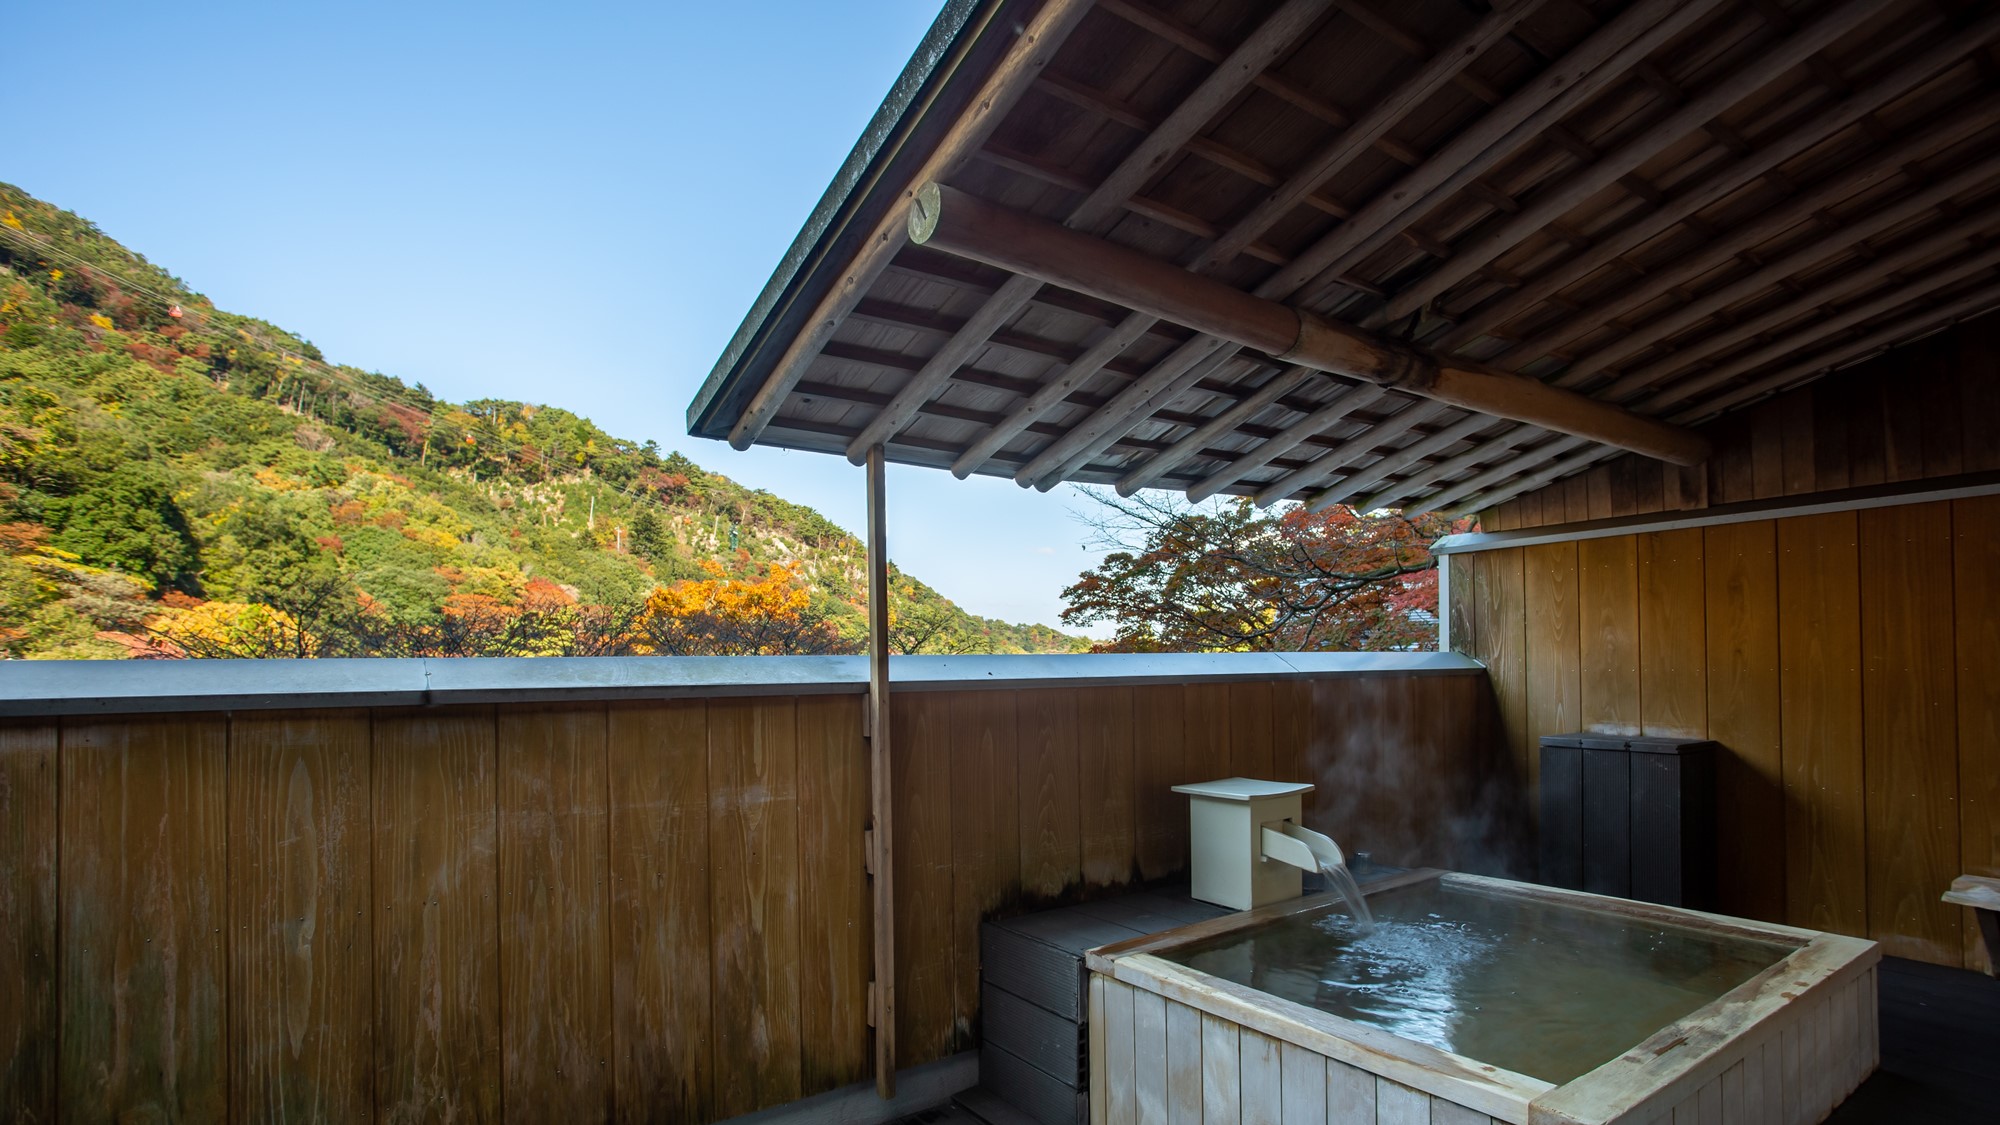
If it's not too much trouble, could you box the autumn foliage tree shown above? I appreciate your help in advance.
[1061,490,1468,653]
[630,560,853,656]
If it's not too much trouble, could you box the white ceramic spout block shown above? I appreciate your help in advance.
[1171,777,1316,910]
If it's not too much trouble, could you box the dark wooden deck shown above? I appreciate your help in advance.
[1826,956,2000,1124]
[912,955,1999,1125]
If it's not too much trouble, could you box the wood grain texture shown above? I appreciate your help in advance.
[1279,1040,1325,1125]
[1078,685,1137,888]
[1953,495,2000,970]
[1481,549,1529,796]
[1105,979,1136,1125]
[1859,503,1961,963]
[1578,535,1641,736]
[707,697,803,1117]
[1201,1012,1239,1125]
[1132,989,1166,1125]
[1777,513,1866,938]
[1448,553,1476,654]
[1524,542,1582,832]
[1704,522,1783,923]
[0,722,57,1124]
[1183,682,1233,790]
[608,700,711,1122]
[794,694,871,1091]
[949,689,1018,1044]
[1637,529,1706,738]
[60,715,228,1123]
[228,711,373,1124]
[1240,1028,1281,1125]
[497,705,613,1121]
[1273,680,1314,820]
[1018,688,1082,898]
[1227,680,1277,780]
[891,691,956,1067]
[1133,684,1188,880]
[371,707,501,1124]
[1165,999,1202,1125]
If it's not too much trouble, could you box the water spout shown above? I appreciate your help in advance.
[1260,822,1374,932]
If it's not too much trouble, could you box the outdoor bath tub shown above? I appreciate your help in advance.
[1086,870,1879,1125]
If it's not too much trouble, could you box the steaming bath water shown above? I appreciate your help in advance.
[1163,880,1793,1084]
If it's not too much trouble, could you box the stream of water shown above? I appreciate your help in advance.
[1319,859,1375,934]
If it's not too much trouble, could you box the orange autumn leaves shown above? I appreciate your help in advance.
[630,559,847,656]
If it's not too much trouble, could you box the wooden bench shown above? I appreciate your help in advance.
[1943,875,2000,976]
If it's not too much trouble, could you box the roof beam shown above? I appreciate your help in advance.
[842,0,1338,465]
[725,0,1098,450]
[1436,5,2000,350]
[1256,400,1452,505]
[1366,0,1891,330]
[910,182,1712,466]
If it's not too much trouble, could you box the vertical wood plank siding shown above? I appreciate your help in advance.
[0,670,1503,1121]
[1456,497,2000,970]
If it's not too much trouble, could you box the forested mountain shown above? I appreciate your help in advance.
[0,182,1087,658]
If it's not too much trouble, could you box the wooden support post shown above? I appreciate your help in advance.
[865,445,897,1097]
[909,183,1711,467]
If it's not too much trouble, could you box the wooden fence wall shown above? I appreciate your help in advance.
[1450,495,1999,972]
[0,669,1500,1124]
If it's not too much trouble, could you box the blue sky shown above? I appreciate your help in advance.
[8,0,1117,633]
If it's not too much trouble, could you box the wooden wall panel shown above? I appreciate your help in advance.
[707,698,803,1117]
[1955,495,2000,971]
[1133,683,1189,880]
[1481,550,1529,792]
[229,712,373,1124]
[1577,536,1641,736]
[1523,542,1581,799]
[948,690,1018,1044]
[1636,529,1706,738]
[1183,683,1233,788]
[1272,680,1314,819]
[59,715,228,1123]
[1703,523,1783,922]
[1859,503,1962,963]
[1776,514,1866,937]
[608,700,712,1123]
[1076,685,1136,888]
[497,705,613,1122]
[890,692,956,1067]
[794,695,871,1091]
[0,723,57,1124]
[1018,688,1081,898]
[371,708,501,1123]
[1227,680,1276,780]
[1447,553,1475,654]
